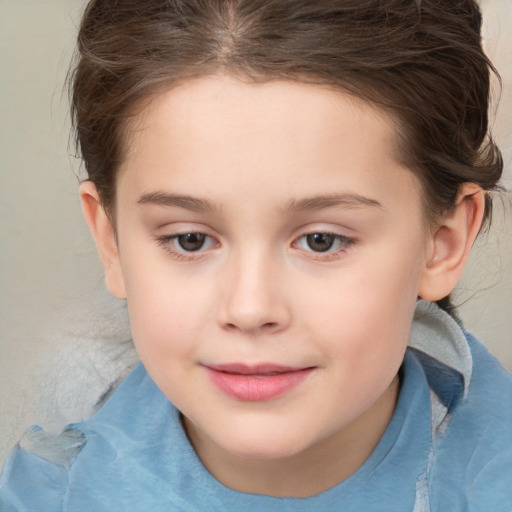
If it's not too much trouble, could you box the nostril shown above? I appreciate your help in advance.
[224,321,278,333]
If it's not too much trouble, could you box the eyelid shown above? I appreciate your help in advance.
[155,231,219,261]
[294,232,354,250]
[154,224,356,262]
[292,230,356,260]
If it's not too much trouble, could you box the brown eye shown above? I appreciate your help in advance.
[306,233,336,252]
[294,232,355,257]
[177,233,207,251]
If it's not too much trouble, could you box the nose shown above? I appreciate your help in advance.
[218,250,291,335]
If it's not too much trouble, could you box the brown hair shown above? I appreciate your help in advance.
[70,0,503,312]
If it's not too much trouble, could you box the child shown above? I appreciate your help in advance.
[1,0,511,510]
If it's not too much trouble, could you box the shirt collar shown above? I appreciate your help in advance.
[409,300,472,404]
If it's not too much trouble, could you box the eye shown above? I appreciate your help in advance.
[175,233,209,252]
[156,232,217,256]
[295,232,354,254]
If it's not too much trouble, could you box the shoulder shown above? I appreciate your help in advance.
[0,364,142,511]
[410,301,512,414]
[432,333,512,510]
[0,426,86,512]
[466,330,512,395]
[461,333,512,475]
[409,302,512,510]
[457,331,512,449]
[0,363,187,510]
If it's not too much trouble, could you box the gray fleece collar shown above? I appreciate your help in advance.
[409,300,473,403]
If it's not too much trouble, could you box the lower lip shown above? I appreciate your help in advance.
[206,367,314,401]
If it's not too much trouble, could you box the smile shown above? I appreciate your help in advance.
[204,363,315,401]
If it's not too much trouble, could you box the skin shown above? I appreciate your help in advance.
[81,75,485,497]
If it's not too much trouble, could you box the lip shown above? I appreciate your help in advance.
[204,363,314,401]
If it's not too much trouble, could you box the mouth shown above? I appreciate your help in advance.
[204,363,315,401]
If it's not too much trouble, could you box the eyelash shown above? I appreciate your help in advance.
[293,232,355,260]
[155,231,356,262]
[155,233,218,261]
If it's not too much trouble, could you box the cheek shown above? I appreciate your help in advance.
[122,257,215,361]
[124,275,212,404]
[304,239,424,374]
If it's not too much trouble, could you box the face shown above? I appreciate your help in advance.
[109,76,432,466]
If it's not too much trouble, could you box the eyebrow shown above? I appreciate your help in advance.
[137,191,382,214]
[283,194,383,213]
[137,192,220,213]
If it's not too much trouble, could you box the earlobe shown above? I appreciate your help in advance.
[79,181,127,299]
[418,183,486,301]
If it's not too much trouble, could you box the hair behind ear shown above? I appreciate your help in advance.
[435,296,462,322]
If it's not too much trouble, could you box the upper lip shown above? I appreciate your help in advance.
[205,363,311,375]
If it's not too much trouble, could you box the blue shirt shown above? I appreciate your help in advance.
[1,302,511,511]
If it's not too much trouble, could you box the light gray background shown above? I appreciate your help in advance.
[1,0,511,466]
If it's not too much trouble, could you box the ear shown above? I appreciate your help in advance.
[418,183,486,301]
[80,181,127,299]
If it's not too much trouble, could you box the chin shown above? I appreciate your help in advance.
[218,428,315,461]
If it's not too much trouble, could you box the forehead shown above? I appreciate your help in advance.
[128,74,398,155]
[118,75,421,214]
